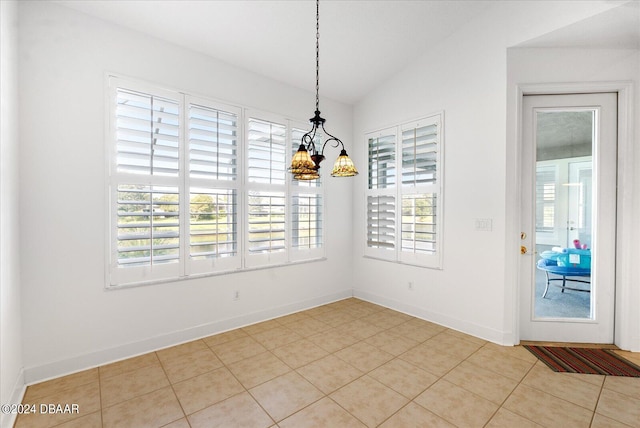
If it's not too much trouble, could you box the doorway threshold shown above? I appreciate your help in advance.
[520,340,618,349]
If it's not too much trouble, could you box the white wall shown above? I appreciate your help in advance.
[0,0,24,426]
[351,1,624,345]
[506,47,640,350]
[18,1,354,383]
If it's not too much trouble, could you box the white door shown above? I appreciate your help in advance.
[520,93,617,343]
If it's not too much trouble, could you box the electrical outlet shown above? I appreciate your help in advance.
[233,290,240,301]
[408,281,414,290]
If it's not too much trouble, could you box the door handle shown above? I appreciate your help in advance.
[521,245,527,254]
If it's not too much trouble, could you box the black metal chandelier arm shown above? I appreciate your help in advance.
[319,122,345,153]
[301,129,318,153]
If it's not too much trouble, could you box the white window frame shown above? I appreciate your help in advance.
[106,76,324,288]
[364,112,444,269]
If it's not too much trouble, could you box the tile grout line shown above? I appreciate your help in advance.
[205,337,278,427]
[588,376,606,428]
[155,349,190,427]
[98,368,104,428]
[488,352,543,428]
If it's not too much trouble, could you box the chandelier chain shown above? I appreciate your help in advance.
[315,0,320,112]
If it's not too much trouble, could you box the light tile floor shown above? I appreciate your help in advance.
[15,298,640,428]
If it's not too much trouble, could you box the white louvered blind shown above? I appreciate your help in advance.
[536,165,556,233]
[401,193,436,254]
[189,188,237,260]
[367,195,396,251]
[247,118,286,185]
[402,123,438,186]
[186,100,241,273]
[368,134,396,189]
[365,114,443,267]
[116,185,180,266]
[116,88,180,177]
[247,191,286,254]
[109,77,324,286]
[292,194,322,249]
[188,104,238,181]
[400,116,441,265]
[366,129,397,259]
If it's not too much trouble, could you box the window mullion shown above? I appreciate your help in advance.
[396,127,402,259]
[179,94,189,278]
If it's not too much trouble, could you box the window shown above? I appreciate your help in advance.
[365,113,443,268]
[536,164,556,233]
[107,77,324,287]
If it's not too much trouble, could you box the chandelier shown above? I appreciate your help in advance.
[289,0,358,181]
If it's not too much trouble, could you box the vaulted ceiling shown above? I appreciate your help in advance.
[51,0,495,104]
[53,0,640,105]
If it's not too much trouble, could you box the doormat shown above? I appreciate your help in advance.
[524,345,640,377]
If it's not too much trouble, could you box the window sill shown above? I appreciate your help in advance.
[106,256,328,291]
[362,255,443,270]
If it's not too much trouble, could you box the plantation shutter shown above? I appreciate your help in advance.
[187,99,241,274]
[292,194,322,248]
[368,134,396,189]
[401,193,436,254]
[188,103,238,181]
[111,82,183,285]
[109,77,327,286]
[115,88,180,177]
[247,191,286,253]
[367,195,396,251]
[246,114,288,267]
[399,115,442,266]
[536,164,556,233]
[116,185,180,266]
[247,118,286,185]
[402,123,438,186]
[364,114,443,268]
[365,128,397,260]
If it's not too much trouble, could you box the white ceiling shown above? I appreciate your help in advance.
[53,0,495,105]
[518,0,640,50]
[52,0,640,105]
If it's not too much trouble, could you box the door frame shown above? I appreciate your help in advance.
[509,81,636,350]
[521,93,616,343]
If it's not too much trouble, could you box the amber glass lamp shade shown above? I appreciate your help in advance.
[331,149,359,177]
[290,144,316,174]
[294,169,321,180]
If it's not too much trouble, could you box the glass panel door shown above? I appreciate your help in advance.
[534,111,593,319]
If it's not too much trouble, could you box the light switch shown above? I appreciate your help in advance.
[474,218,493,231]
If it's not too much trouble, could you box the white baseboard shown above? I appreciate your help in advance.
[353,289,511,346]
[1,368,25,428]
[23,290,352,385]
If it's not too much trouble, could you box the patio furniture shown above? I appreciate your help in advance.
[537,250,591,298]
